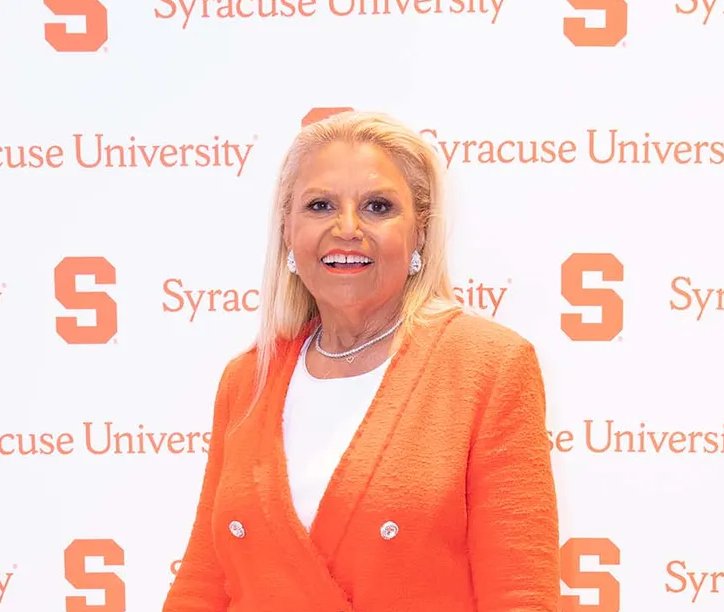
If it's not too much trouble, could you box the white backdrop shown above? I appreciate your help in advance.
[1,1,723,610]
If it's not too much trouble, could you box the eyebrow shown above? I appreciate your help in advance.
[299,187,401,201]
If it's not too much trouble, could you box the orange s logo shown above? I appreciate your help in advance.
[564,0,627,47]
[65,540,125,612]
[561,253,623,341]
[55,257,117,344]
[560,538,620,611]
[302,107,354,127]
[44,0,108,52]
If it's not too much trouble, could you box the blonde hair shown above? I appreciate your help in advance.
[247,110,462,410]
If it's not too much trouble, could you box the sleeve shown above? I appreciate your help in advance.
[466,340,560,612]
[162,359,235,612]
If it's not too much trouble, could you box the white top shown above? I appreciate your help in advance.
[282,332,392,531]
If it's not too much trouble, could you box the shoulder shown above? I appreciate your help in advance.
[438,314,547,432]
[416,310,542,391]
[438,310,535,357]
[222,346,258,380]
[215,345,258,407]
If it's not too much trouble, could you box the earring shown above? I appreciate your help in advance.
[408,249,422,276]
[286,250,297,274]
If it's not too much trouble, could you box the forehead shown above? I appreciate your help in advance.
[293,141,410,195]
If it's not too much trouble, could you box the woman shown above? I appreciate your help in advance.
[163,111,560,611]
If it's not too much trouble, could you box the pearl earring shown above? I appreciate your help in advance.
[287,250,297,274]
[408,250,422,276]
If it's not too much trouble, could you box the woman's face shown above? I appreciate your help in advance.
[284,140,422,315]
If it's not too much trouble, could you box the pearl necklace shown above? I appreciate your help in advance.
[314,318,404,363]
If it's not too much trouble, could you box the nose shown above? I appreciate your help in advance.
[332,203,363,240]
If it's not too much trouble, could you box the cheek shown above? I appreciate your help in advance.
[293,227,321,256]
[374,231,412,265]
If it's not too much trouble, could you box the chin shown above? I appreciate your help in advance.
[317,290,369,309]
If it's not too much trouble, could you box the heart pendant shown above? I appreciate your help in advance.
[345,355,355,363]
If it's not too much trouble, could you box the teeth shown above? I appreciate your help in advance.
[322,254,373,264]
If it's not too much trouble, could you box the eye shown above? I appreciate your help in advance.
[306,198,332,212]
[366,198,393,214]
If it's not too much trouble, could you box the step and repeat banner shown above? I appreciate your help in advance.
[1,1,722,610]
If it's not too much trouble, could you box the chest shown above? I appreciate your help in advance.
[214,368,477,543]
[207,335,486,609]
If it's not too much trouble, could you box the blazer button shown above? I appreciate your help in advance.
[228,520,246,539]
[379,520,399,540]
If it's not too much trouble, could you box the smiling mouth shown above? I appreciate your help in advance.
[320,255,374,270]
[322,260,373,269]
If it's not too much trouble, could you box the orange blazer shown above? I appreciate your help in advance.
[163,310,560,611]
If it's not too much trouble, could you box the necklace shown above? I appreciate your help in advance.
[314,318,404,363]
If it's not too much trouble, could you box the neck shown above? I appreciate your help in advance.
[314,302,403,352]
